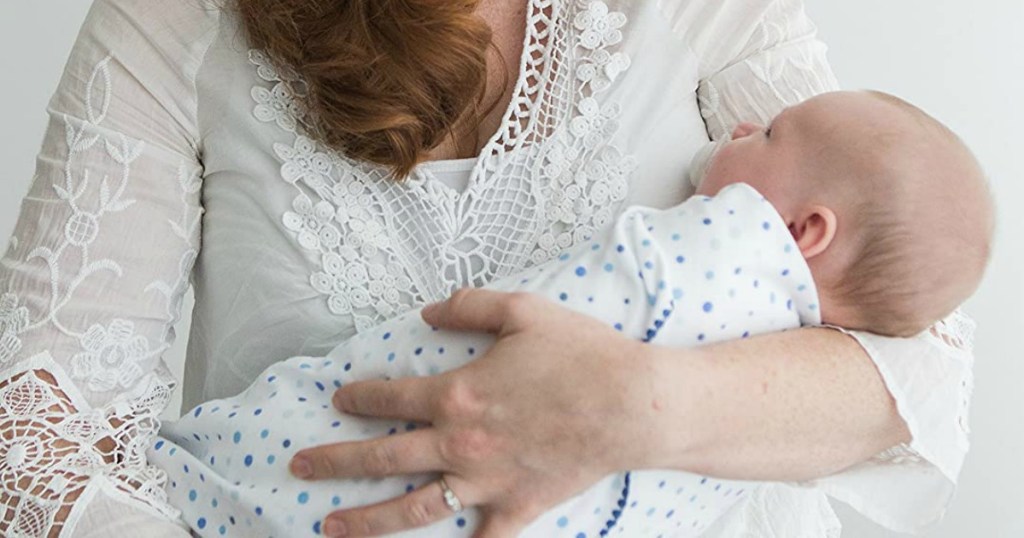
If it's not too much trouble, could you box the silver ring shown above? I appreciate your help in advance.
[438,477,464,513]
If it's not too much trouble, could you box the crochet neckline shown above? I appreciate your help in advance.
[425,0,555,194]
[247,0,639,330]
[415,0,551,179]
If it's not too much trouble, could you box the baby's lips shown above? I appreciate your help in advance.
[687,138,730,190]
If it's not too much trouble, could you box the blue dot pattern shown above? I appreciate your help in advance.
[148,183,820,537]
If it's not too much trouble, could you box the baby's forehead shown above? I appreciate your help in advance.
[785,95,927,155]
[794,92,925,135]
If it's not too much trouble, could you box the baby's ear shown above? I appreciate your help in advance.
[788,205,838,259]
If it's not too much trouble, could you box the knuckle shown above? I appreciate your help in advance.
[365,389,390,412]
[351,515,378,536]
[303,450,337,478]
[333,385,362,411]
[352,384,393,415]
[362,443,398,475]
[437,379,481,420]
[451,286,475,302]
[403,499,436,527]
[504,292,536,321]
[441,427,494,465]
[445,287,475,318]
[316,452,339,478]
[338,386,367,413]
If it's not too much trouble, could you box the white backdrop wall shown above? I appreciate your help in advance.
[1,2,1021,536]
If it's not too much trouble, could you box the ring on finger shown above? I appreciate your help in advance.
[438,476,464,514]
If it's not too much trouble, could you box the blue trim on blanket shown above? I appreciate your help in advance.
[600,298,675,535]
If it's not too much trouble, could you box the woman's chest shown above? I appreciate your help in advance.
[194,0,713,338]
[428,0,531,161]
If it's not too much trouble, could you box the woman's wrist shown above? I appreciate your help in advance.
[602,339,703,474]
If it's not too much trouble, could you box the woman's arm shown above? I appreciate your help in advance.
[639,327,911,481]
[0,0,219,535]
[643,315,975,534]
[300,290,968,537]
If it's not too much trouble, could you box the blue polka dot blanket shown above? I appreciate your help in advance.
[150,183,821,537]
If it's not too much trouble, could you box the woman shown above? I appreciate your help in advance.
[0,0,974,536]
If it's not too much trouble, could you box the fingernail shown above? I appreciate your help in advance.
[324,518,348,537]
[290,457,312,479]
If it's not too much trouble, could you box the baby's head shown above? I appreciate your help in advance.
[696,90,994,337]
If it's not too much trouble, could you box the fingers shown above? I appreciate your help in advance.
[322,476,477,537]
[291,429,445,480]
[421,287,536,334]
[333,376,439,422]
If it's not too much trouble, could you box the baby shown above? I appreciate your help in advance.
[148,90,993,537]
[691,89,993,337]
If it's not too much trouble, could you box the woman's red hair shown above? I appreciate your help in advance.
[232,0,504,180]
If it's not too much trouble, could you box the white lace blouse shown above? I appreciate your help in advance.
[0,0,976,536]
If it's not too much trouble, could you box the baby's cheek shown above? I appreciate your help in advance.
[695,158,735,196]
[690,139,732,194]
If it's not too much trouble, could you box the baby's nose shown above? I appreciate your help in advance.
[731,122,763,140]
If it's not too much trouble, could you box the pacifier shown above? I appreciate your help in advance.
[686,137,731,190]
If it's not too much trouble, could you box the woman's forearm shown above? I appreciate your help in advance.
[635,326,912,482]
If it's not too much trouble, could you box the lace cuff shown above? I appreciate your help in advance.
[702,484,841,538]
[808,309,976,533]
[1,353,185,537]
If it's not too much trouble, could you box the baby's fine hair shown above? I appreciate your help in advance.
[829,91,994,337]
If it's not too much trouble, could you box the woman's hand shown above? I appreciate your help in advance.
[288,288,664,537]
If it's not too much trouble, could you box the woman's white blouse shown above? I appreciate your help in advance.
[0,0,976,536]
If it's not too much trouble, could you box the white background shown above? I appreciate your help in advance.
[1,1,1021,536]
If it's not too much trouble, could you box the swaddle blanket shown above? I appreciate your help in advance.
[149,183,821,537]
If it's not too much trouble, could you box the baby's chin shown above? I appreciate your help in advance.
[694,178,721,197]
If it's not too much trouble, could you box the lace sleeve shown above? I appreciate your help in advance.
[808,310,976,534]
[0,0,218,536]
[704,311,976,537]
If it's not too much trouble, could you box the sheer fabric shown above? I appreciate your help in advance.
[0,0,974,535]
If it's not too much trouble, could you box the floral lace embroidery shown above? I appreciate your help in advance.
[144,161,203,345]
[531,103,636,264]
[70,319,152,393]
[248,0,636,332]
[0,292,29,366]
[6,56,169,387]
[1,367,178,537]
[928,309,976,435]
[928,309,976,352]
[869,443,927,466]
[849,309,978,471]
[0,53,199,535]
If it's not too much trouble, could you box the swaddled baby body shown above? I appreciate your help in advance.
[152,181,815,537]
[149,91,993,537]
